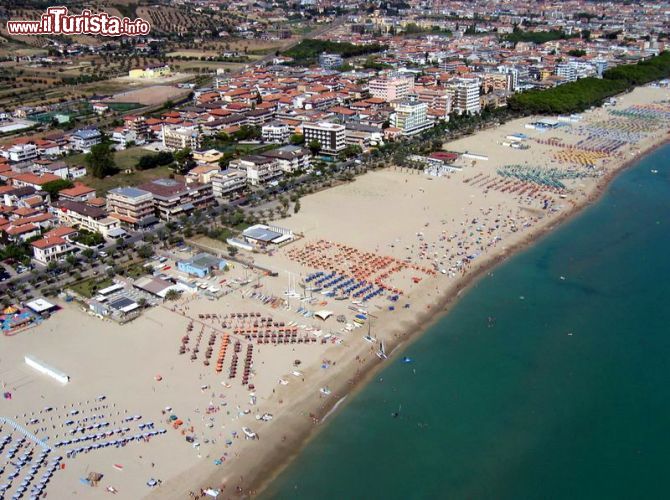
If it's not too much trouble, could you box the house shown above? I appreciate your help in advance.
[52,200,121,239]
[193,149,223,165]
[39,161,86,180]
[4,223,41,242]
[177,253,227,278]
[31,236,73,265]
[128,64,171,79]
[58,183,96,202]
[70,128,102,152]
[185,165,221,185]
[11,172,61,190]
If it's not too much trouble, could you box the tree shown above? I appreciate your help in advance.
[227,245,238,257]
[290,133,304,145]
[41,179,74,199]
[137,244,154,259]
[294,199,301,213]
[165,289,181,301]
[86,143,117,178]
[173,147,195,174]
[308,139,321,156]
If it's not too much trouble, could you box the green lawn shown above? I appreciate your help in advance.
[70,276,112,298]
[64,147,173,195]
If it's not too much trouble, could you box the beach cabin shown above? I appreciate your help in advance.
[25,298,58,317]
[177,253,227,278]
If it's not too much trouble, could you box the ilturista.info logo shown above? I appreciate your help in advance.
[7,6,151,36]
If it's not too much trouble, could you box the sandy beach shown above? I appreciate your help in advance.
[1,85,669,500]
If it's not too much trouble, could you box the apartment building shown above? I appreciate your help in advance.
[4,144,38,163]
[262,146,311,173]
[211,170,248,199]
[412,87,453,117]
[449,78,482,115]
[368,75,414,102]
[262,121,291,144]
[230,155,282,186]
[302,122,346,156]
[319,52,344,69]
[106,186,157,228]
[138,178,214,221]
[555,62,578,82]
[123,115,149,138]
[162,125,201,151]
[390,100,432,136]
[52,200,121,238]
[482,72,513,93]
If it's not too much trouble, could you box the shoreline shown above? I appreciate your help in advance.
[228,131,670,499]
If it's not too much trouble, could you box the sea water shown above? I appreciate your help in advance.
[264,144,670,499]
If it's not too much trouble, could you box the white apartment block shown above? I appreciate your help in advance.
[162,125,201,151]
[230,155,282,186]
[262,121,291,144]
[302,122,346,156]
[211,170,248,199]
[4,144,38,163]
[391,100,432,136]
[555,63,578,82]
[449,78,481,115]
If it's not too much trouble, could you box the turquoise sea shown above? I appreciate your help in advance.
[263,143,670,499]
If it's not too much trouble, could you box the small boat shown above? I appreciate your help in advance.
[651,169,658,174]
[376,341,388,360]
[242,427,257,439]
[363,321,376,343]
[320,387,331,396]
[113,464,124,471]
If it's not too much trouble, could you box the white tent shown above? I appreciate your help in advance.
[314,310,334,321]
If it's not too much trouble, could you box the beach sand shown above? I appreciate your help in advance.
[1,85,668,500]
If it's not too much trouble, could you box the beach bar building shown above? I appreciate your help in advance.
[242,224,294,249]
[177,253,227,278]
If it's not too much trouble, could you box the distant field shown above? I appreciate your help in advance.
[172,60,247,72]
[107,85,190,106]
[167,50,220,58]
